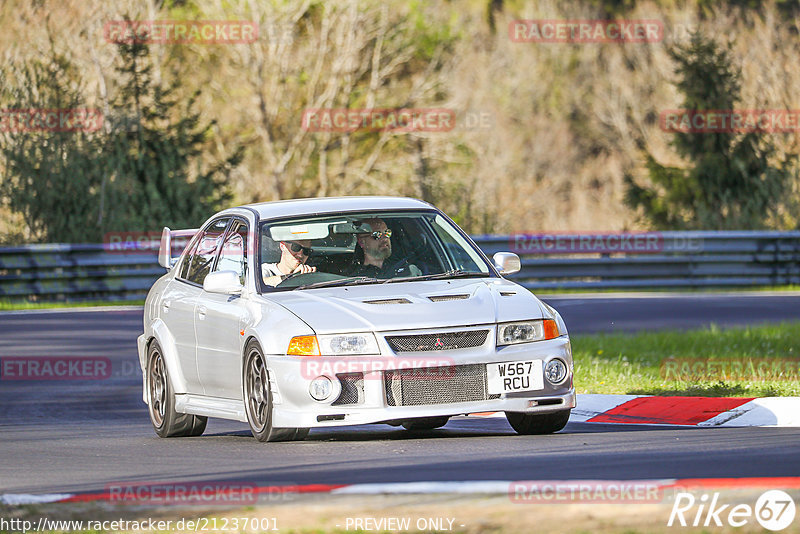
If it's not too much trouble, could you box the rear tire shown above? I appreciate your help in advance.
[146,341,207,438]
[401,416,450,430]
[505,409,570,435]
[243,340,308,442]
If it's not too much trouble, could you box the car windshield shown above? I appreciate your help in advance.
[258,210,493,291]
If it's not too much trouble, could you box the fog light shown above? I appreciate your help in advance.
[544,359,568,384]
[309,376,333,401]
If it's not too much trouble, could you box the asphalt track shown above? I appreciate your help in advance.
[1,293,800,496]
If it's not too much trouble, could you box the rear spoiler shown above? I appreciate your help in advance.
[158,227,198,269]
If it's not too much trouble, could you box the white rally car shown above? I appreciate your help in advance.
[138,196,575,441]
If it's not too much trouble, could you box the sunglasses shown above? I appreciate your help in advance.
[370,229,392,240]
[286,242,313,255]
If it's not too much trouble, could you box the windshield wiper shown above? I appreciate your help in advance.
[296,276,382,290]
[384,269,490,283]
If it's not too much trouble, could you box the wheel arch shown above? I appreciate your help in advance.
[145,319,189,399]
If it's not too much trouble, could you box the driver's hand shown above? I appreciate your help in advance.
[292,264,317,274]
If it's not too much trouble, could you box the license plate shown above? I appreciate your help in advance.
[486,360,544,394]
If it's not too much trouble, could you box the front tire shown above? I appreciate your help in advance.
[505,409,570,435]
[146,341,207,438]
[243,340,308,442]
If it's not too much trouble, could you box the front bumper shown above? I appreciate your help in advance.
[267,335,575,428]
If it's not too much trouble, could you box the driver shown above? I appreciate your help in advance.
[262,240,316,286]
[347,218,421,278]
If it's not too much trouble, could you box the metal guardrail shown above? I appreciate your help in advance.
[0,231,799,301]
[478,231,800,290]
[0,244,161,301]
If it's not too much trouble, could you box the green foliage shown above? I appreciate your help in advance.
[101,41,240,233]
[0,53,105,242]
[407,0,459,61]
[625,32,795,229]
[0,41,241,243]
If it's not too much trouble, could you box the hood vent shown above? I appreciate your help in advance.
[427,294,470,302]
[364,298,412,305]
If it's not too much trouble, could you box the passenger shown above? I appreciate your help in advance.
[262,240,316,286]
[347,218,421,278]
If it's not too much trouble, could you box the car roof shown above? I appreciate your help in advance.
[232,196,435,220]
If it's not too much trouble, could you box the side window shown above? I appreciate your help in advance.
[216,221,248,284]
[185,218,230,285]
[178,233,201,280]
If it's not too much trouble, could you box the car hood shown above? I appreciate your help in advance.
[262,279,549,334]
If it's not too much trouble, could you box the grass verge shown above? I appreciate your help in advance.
[0,299,145,311]
[533,285,800,295]
[572,321,800,397]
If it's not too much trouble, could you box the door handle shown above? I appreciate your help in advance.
[198,305,207,320]
[162,300,170,313]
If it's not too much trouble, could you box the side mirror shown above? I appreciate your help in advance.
[203,270,244,295]
[493,252,521,275]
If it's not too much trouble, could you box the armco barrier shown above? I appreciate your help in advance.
[480,231,800,290]
[0,231,799,301]
[0,244,161,301]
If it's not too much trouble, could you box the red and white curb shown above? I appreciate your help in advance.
[470,394,800,427]
[4,478,800,506]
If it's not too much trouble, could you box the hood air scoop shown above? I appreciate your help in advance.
[363,298,412,305]
[427,294,470,302]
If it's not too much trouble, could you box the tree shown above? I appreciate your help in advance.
[100,40,241,234]
[0,40,242,243]
[625,32,795,230]
[0,52,105,242]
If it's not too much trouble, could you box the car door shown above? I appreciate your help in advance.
[163,217,230,394]
[195,219,251,399]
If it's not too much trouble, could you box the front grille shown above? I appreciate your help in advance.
[385,330,489,352]
[332,373,364,406]
[384,363,500,406]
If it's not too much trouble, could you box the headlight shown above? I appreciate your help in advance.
[545,358,568,384]
[497,319,559,346]
[288,333,380,356]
